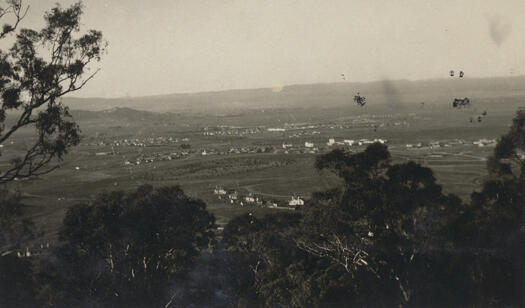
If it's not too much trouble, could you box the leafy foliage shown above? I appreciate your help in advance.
[39,185,216,307]
[0,2,522,303]
[220,119,524,307]
[0,188,38,307]
[0,1,106,182]
[0,188,34,251]
[0,254,39,307]
[448,109,525,306]
[489,109,525,179]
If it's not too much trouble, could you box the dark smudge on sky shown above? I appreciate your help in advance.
[488,15,512,46]
[380,79,406,112]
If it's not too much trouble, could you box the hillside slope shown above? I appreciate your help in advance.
[64,76,525,113]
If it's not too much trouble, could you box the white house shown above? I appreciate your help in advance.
[305,142,314,148]
[289,196,304,206]
[473,139,496,147]
[214,186,227,195]
[327,138,335,146]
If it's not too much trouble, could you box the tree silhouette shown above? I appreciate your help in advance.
[0,1,106,183]
[0,188,33,253]
[221,143,473,307]
[449,109,525,306]
[0,254,39,307]
[0,188,38,307]
[40,185,216,307]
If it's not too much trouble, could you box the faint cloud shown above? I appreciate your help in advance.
[487,15,512,47]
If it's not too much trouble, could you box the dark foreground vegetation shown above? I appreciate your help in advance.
[0,1,523,307]
[0,109,522,307]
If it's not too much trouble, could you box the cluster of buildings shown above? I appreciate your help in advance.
[86,136,190,148]
[201,145,276,156]
[327,138,387,147]
[406,142,447,149]
[279,138,387,155]
[405,138,496,150]
[213,186,303,209]
[112,136,189,147]
[203,126,264,136]
[281,142,320,154]
[125,151,191,165]
[287,130,321,138]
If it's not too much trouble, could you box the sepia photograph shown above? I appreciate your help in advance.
[0,0,523,307]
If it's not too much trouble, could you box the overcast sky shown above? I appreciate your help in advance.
[8,0,525,97]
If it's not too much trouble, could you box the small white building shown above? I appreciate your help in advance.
[214,186,227,195]
[267,202,278,208]
[343,139,355,146]
[289,196,304,206]
[305,142,314,148]
[327,138,335,146]
[473,139,496,147]
[228,192,238,200]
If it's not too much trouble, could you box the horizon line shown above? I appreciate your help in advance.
[66,74,525,100]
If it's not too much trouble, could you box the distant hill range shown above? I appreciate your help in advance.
[70,107,168,121]
[64,76,525,114]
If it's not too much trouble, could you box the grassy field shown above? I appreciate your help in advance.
[2,99,522,243]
